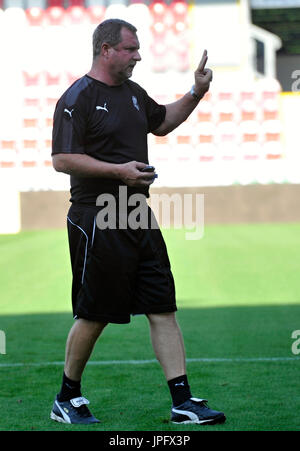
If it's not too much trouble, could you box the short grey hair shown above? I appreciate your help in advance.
[92,18,137,60]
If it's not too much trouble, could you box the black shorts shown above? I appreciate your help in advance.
[67,202,177,324]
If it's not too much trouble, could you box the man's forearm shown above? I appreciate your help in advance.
[52,153,122,179]
[52,153,156,188]
[153,90,202,136]
[154,50,212,137]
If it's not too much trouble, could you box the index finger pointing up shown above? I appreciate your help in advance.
[198,49,208,73]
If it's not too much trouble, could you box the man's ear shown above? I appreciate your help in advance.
[101,43,111,58]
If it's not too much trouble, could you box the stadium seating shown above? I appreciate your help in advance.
[0,1,285,187]
[0,138,18,168]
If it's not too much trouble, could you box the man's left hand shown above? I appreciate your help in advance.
[194,49,213,98]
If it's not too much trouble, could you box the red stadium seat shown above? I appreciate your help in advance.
[149,0,169,28]
[241,142,260,161]
[197,100,212,122]
[196,122,215,144]
[149,1,170,71]
[20,148,39,167]
[150,39,168,57]
[240,99,257,122]
[170,0,188,33]
[240,120,260,144]
[195,143,215,162]
[22,71,42,107]
[22,107,40,129]
[149,0,190,72]
[263,142,282,160]
[216,121,238,145]
[45,117,53,128]
[216,122,239,161]
[45,6,66,26]
[149,141,171,170]
[86,5,105,24]
[215,100,239,123]
[47,0,65,7]
[174,38,190,72]
[40,104,54,129]
[262,99,279,121]
[258,78,281,101]
[25,7,45,26]
[68,0,85,6]
[0,139,15,150]
[23,71,41,87]
[23,95,40,108]
[150,39,169,71]
[262,120,281,143]
[239,81,256,102]
[44,71,65,106]
[45,71,62,86]
[65,5,88,25]
[40,126,53,167]
[218,88,235,102]
[240,89,255,102]
[154,135,169,145]
[0,140,17,168]
[174,122,193,145]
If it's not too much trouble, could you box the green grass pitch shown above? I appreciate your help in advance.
[0,223,300,431]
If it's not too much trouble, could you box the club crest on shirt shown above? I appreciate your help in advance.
[132,96,140,111]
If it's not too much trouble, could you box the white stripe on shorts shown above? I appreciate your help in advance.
[67,216,89,284]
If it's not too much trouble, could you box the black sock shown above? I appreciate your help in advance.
[57,372,82,402]
[167,374,192,407]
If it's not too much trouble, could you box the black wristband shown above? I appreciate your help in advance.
[190,85,203,101]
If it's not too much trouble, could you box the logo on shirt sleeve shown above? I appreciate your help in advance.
[63,105,76,120]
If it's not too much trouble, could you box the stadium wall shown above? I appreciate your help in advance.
[20,184,300,230]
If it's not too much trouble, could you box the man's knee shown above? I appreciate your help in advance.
[75,318,108,338]
[147,311,177,326]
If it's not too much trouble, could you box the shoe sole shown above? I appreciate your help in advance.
[50,411,70,424]
[172,414,226,425]
[50,410,101,424]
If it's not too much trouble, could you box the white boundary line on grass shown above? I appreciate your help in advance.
[0,356,299,368]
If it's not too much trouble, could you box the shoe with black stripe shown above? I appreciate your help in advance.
[171,397,226,425]
[50,396,100,424]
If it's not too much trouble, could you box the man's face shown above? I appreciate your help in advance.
[108,28,141,83]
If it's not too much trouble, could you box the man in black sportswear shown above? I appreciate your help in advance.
[50,18,225,426]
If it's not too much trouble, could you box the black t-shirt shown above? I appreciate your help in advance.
[52,75,166,205]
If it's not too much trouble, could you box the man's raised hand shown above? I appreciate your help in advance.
[194,49,213,98]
